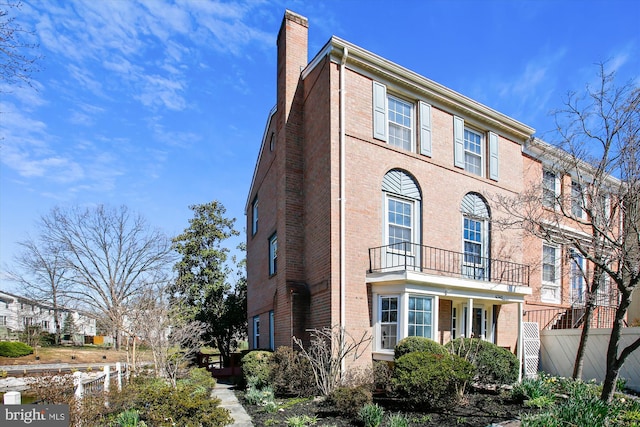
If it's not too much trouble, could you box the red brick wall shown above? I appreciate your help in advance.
[248,12,559,360]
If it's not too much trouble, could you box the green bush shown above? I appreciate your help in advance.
[394,336,447,359]
[445,338,519,385]
[115,373,233,426]
[521,395,615,427]
[116,409,147,427]
[0,341,34,357]
[244,385,275,406]
[511,375,553,402]
[387,412,409,427]
[326,386,372,417]
[392,351,475,410]
[358,403,384,427]
[270,346,316,397]
[241,350,273,389]
[286,414,318,427]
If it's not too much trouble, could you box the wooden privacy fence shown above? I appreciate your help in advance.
[540,327,640,391]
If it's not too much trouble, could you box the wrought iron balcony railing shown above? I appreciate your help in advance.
[368,242,530,288]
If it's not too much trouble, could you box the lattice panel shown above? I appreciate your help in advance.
[523,322,540,378]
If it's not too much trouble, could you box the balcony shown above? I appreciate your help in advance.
[368,242,530,288]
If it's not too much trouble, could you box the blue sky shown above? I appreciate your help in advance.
[1,0,638,290]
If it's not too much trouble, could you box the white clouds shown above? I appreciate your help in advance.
[29,0,273,112]
[136,74,187,111]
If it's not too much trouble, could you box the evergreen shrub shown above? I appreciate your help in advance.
[445,338,519,385]
[392,351,475,409]
[241,350,273,389]
[0,341,34,357]
[394,336,447,359]
[115,372,232,427]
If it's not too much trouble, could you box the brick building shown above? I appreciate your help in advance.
[245,11,620,368]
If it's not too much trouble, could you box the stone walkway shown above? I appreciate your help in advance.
[213,380,253,426]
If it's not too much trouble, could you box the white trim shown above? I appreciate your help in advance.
[253,315,260,349]
[386,93,415,151]
[541,244,561,304]
[309,37,534,141]
[269,310,275,350]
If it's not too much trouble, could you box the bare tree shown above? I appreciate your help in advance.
[136,288,206,386]
[0,1,42,90]
[293,325,371,396]
[7,234,71,344]
[496,64,639,402]
[41,205,175,350]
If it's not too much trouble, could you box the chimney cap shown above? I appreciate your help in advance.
[283,10,308,27]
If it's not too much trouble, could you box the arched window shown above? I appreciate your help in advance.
[461,193,490,280]
[382,169,421,251]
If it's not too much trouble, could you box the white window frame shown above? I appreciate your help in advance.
[251,197,258,235]
[268,233,277,276]
[373,82,418,153]
[542,169,559,208]
[541,244,561,303]
[269,310,275,350]
[385,195,415,253]
[407,295,434,338]
[451,307,458,339]
[572,180,586,219]
[462,215,486,280]
[570,250,585,305]
[378,295,399,351]
[253,316,260,349]
[463,127,484,177]
[387,94,414,151]
[0,315,6,326]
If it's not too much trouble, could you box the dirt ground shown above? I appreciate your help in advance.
[239,388,539,427]
[0,346,132,366]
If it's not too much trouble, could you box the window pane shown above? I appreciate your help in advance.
[408,296,432,338]
[463,129,483,176]
[572,181,583,217]
[542,245,557,283]
[388,198,412,246]
[388,96,412,150]
[380,296,399,350]
[543,170,556,207]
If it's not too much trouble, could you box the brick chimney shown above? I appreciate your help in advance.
[273,11,309,344]
[276,10,308,123]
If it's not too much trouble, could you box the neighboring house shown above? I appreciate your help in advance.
[0,290,96,340]
[245,11,622,367]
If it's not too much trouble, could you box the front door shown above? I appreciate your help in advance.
[462,305,488,340]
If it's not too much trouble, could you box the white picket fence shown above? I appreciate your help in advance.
[540,327,640,391]
[3,363,128,405]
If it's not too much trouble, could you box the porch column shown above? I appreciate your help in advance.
[466,298,473,338]
[433,295,439,343]
[517,302,523,382]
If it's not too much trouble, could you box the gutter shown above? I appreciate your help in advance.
[340,46,348,374]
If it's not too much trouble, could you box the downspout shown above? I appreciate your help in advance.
[339,46,348,374]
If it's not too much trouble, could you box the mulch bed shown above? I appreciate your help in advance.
[237,388,539,426]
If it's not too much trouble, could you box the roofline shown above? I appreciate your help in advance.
[303,36,535,142]
[524,137,622,186]
[245,105,277,213]
[0,289,93,315]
